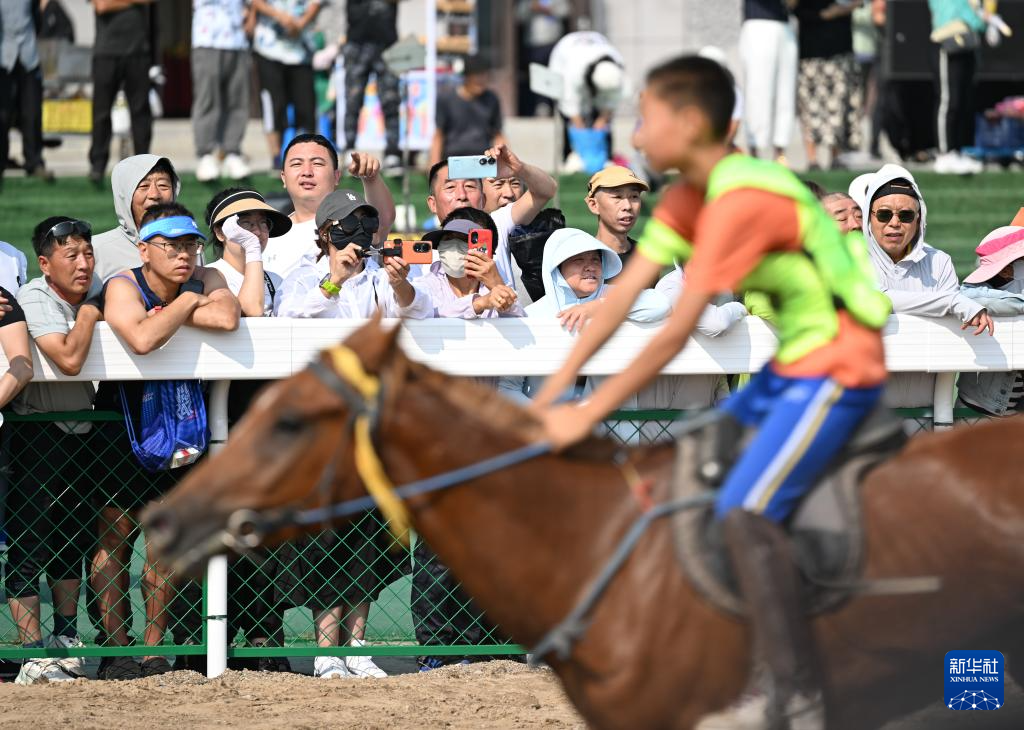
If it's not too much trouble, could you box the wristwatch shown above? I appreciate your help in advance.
[319,274,341,296]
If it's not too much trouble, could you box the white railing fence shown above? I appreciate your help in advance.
[8,314,1015,674]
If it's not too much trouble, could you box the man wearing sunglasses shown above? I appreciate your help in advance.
[273,189,427,680]
[7,216,96,683]
[863,165,993,407]
[276,189,430,319]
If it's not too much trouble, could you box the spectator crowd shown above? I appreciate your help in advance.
[0,0,1018,689]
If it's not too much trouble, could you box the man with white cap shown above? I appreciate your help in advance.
[958,225,1024,415]
[548,31,626,162]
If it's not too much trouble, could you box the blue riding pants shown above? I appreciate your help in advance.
[713,365,883,523]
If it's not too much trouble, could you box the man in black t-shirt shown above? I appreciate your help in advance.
[429,55,504,167]
[343,0,402,174]
[88,0,154,184]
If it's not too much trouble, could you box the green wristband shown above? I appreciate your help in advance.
[319,275,341,296]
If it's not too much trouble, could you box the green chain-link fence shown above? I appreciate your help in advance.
[0,404,989,671]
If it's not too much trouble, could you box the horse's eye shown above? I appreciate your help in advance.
[274,413,305,436]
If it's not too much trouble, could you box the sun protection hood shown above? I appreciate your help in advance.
[862,164,928,275]
[110,155,181,241]
[529,228,621,315]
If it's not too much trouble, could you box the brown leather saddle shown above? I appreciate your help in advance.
[671,406,908,617]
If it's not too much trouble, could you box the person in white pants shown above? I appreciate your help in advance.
[739,0,798,163]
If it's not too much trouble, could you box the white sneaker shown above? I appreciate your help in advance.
[957,153,983,174]
[343,638,387,678]
[222,153,251,180]
[196,153,221,182]
[695,690,824,730]
[46,634,87,678]
[15,657,78,685]
[313,655,353,679]
[382,154,403,177]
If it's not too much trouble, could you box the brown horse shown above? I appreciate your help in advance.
[143,319,1024,729]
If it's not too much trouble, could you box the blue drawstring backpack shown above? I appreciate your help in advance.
[112,274,209,472]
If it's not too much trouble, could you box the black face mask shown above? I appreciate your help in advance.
[328,214,378,250]
[329,226,373,250]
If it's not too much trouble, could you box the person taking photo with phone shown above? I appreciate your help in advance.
[415,208,523,319]
[275,189,430,319]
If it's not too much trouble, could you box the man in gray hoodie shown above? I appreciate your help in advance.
[92,155,181,282]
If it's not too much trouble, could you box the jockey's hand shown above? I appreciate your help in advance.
[963,310,995,336]
[536,402,596,452]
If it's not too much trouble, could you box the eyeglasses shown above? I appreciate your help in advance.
[47,219,91,241]
[872,209,918,224]
[332,214,379,235]
[147,240,205,257]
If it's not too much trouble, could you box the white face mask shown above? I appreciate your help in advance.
[438,239,468,278]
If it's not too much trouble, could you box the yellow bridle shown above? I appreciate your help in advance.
[326,345,412,546]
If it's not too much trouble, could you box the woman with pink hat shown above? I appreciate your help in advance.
[958,225,1024,416]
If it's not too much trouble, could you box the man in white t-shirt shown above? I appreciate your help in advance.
[262,133,396,280]
[426,143,556,300]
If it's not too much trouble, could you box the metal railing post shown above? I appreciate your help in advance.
[933,372,956,431]
[206,380,231,678]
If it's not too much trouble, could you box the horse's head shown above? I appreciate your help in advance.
[142,316,414,576]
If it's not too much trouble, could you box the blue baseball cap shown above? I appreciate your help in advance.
[139,215,206,243]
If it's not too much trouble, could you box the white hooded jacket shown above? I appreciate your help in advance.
[864,164,982,323]
[864,165,983,407]
[92,155,182,282]
[498,228,669,404]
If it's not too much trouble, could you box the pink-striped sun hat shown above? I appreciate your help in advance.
[964,226,1024,284]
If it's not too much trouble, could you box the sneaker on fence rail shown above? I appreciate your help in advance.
[343,638,387,678]
[46,633,87,678]
[141,656,173,677]
[314,655,353,679]
[97,655,143,681]
[15,658,78,684]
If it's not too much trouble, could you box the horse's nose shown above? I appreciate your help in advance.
[143,506,180,556]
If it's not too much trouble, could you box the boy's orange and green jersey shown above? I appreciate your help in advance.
[637,153,891,388]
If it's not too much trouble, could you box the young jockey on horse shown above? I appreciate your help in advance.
[533,55,891,729]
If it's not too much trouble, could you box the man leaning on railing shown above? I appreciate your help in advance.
[91,202,239,680]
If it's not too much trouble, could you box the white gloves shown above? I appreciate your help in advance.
[222,215,263,264]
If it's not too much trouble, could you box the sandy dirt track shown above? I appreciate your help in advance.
[3,660,1024,729]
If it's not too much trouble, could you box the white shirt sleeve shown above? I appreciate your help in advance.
[275,266,338,318]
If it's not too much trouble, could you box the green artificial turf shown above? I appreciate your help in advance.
[0,169,1018,279]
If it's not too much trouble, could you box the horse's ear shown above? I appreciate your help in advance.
[344,312,404,374]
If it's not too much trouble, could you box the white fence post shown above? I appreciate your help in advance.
[205,380,231,678]
[933,372,956,431]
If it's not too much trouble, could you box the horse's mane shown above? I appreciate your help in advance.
[394,352,625,462]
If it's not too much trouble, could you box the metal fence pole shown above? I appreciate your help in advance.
[206,380,231,678]
[933,372,956,431]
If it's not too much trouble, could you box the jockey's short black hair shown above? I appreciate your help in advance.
[646,55,735,143]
